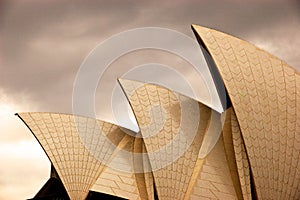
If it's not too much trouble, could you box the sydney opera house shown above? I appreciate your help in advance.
[17,25,300,199]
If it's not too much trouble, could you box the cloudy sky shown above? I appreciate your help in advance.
[1,0,300,199]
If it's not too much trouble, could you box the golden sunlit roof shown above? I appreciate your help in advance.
[17,25,300,200]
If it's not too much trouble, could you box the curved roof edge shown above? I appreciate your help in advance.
[192,24,300,199]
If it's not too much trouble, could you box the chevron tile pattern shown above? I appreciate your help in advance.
[17,25,300,200]
[91,166,140,200]
[184,101,212,200]
[90,133,144,200]
[222,108,252,200]
[230,109,252,200]
[193,24,300,199]
[221,109,244,200]
[119,79,205,200]
[17,112,127,200]
[189,134,239,199]
[132,136,155,200]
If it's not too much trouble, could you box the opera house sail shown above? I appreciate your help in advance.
[17,25,300,200]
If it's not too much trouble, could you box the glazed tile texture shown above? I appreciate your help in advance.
[90,134,143,200]
[193,25,300,199]
[91,166,141,200]
[190,134,239,200]
[17,113,128,200]
[120,79,246,200]
[119,79,206,200]
[222,108,252,200]
[17,25,300,200]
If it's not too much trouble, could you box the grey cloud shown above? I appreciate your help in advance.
[1,1,300,198]
[1,0,147,113]
[1,0,299,114]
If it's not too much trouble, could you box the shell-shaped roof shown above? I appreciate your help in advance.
[192,24,300,199]
[119,78,224,199]
[17,112,128,200]
[16,25,300,200]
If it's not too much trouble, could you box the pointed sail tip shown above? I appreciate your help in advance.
[117,78,129,89]
[117,77,124,83]
[191,24,201,29]
[191,24,201,32]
